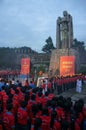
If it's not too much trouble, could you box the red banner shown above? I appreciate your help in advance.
[60,56,75,76]
[21,58,30,75]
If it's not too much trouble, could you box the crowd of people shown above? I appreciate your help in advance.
[0,75,86,130]
[39,74,86,94]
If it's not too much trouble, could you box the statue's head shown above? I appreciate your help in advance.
[63,11,67,17]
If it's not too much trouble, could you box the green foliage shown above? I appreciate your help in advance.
[31,64,46,76]
[36,64,46,74]
[0,47,15,68]
[79,66,86,75]
[42,36,55,53]
[0,46,37,69]
[72,39,85,51]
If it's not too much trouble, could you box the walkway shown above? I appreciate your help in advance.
[56,85,86,106]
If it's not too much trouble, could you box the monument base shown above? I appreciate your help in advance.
[49,48,80,76]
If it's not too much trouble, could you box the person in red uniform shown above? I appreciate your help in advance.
[47,80,52,92]
[40,107,51,130]
[74,118,81,130]
[56,99,65,122]
[2,92,8,112]
[25,79,29,87]
[0,101,3,130]
[27,94,36,116]
[12,89,20,115]
[3,104,15,130]
[56,77,62,94]
[36,92,43,104]
[17,101,29,130]
[30,104,38,130]
[50,110,61,130]
[48,92,54,100]
[30,117,42,130]
[36,103,42,118]
[42,91,49,107]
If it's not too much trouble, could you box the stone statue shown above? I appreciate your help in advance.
[49,11,80,76]
[56,11,73,49]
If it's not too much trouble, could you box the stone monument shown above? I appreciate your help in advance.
[56,11,73,49]
[49,11,80,76]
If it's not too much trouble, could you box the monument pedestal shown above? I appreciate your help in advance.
[49,48,80,76]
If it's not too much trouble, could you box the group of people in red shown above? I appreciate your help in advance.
[40,74,86,95]
[0,74,86,130]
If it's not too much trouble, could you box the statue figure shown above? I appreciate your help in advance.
[56,11,73,49]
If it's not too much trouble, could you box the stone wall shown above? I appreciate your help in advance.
[49,48,80,75]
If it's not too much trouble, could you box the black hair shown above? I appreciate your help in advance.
[64,99,72,112]
[57,96,64,107]
[51,100,56,110]
[38,92,42,97]
[38,87,43,93]
[34,118,42,130]
[5,88,10,95]
[8,93,13,99]
[31,104,38,116]
[2,86,5,90]
[42,107,49,116]
[6,103,13,111]
[46,100,51,107]
[7,98,12,104]
[30,80,33,83]
[31,94,36,101]
[21,86,26,93]
[20,101,27,108]
[37,103,42,111]
[61,120,70,130]
[0,101,3,112]
[74,99,84,113]
[25,94,30,102]
[15,89,19,94]
[52,96,58,102]
[78,98,84,108]
[32,88,37,94]
[50,110,57,128]
[45,91,49,96]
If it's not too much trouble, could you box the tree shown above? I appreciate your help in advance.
[72,38,85,51]
[42,36,55,53]
[79,66,86,75]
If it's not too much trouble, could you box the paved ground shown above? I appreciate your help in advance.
[55,84,86,106]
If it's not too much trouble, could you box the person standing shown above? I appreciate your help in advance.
[17,101,29,130]
[76,78,82,93]
[3,104,15,130]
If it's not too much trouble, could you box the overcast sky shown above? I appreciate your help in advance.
[0,0,86,52]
